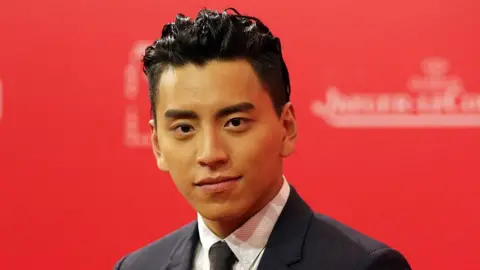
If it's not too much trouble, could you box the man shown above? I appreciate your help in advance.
[115,7,412,270]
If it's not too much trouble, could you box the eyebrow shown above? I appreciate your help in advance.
[164,102,256,120]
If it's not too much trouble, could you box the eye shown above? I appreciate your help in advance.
[173,124,194,134]
[229,118,243,127]
[225,118,250,130]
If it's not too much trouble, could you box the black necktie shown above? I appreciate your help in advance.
[208,241,237,270]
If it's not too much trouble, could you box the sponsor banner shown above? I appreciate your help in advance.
[311,57,480,128]
[124,41,153,147]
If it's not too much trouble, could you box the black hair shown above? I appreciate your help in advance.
[142,8,291,123]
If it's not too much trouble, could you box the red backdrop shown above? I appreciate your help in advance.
[1,0,479,269]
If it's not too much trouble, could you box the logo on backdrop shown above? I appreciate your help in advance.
[311,57,480,128]
[124,40,153,147]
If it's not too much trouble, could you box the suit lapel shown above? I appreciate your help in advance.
[257,186,313,270]
[165,222,199,270]
[164,186,312,270]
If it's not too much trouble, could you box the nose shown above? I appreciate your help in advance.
[196,131,229,169]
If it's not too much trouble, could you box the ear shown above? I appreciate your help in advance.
[280,102,298,158]
[149,119,169,171]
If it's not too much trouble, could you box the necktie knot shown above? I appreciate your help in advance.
[208,241,237,270]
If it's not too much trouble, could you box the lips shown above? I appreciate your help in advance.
[195,176,242,186]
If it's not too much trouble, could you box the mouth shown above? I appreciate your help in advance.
[195,176,242,187]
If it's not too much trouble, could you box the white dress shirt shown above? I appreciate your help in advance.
[193,176,291,270]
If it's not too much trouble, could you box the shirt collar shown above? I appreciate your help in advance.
[197,176,291,269]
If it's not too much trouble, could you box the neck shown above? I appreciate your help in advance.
[203,219,245,239]
[202,176,284,239]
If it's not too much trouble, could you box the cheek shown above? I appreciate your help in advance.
[161,140,196,180]
[236,126,282,165]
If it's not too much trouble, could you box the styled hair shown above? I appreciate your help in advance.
[143,8,291,123]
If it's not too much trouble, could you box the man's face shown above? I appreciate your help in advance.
[150,59,297,223]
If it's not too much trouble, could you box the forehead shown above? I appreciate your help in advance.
[156,60,269,112]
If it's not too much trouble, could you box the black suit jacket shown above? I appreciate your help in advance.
[114,186,412,270]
